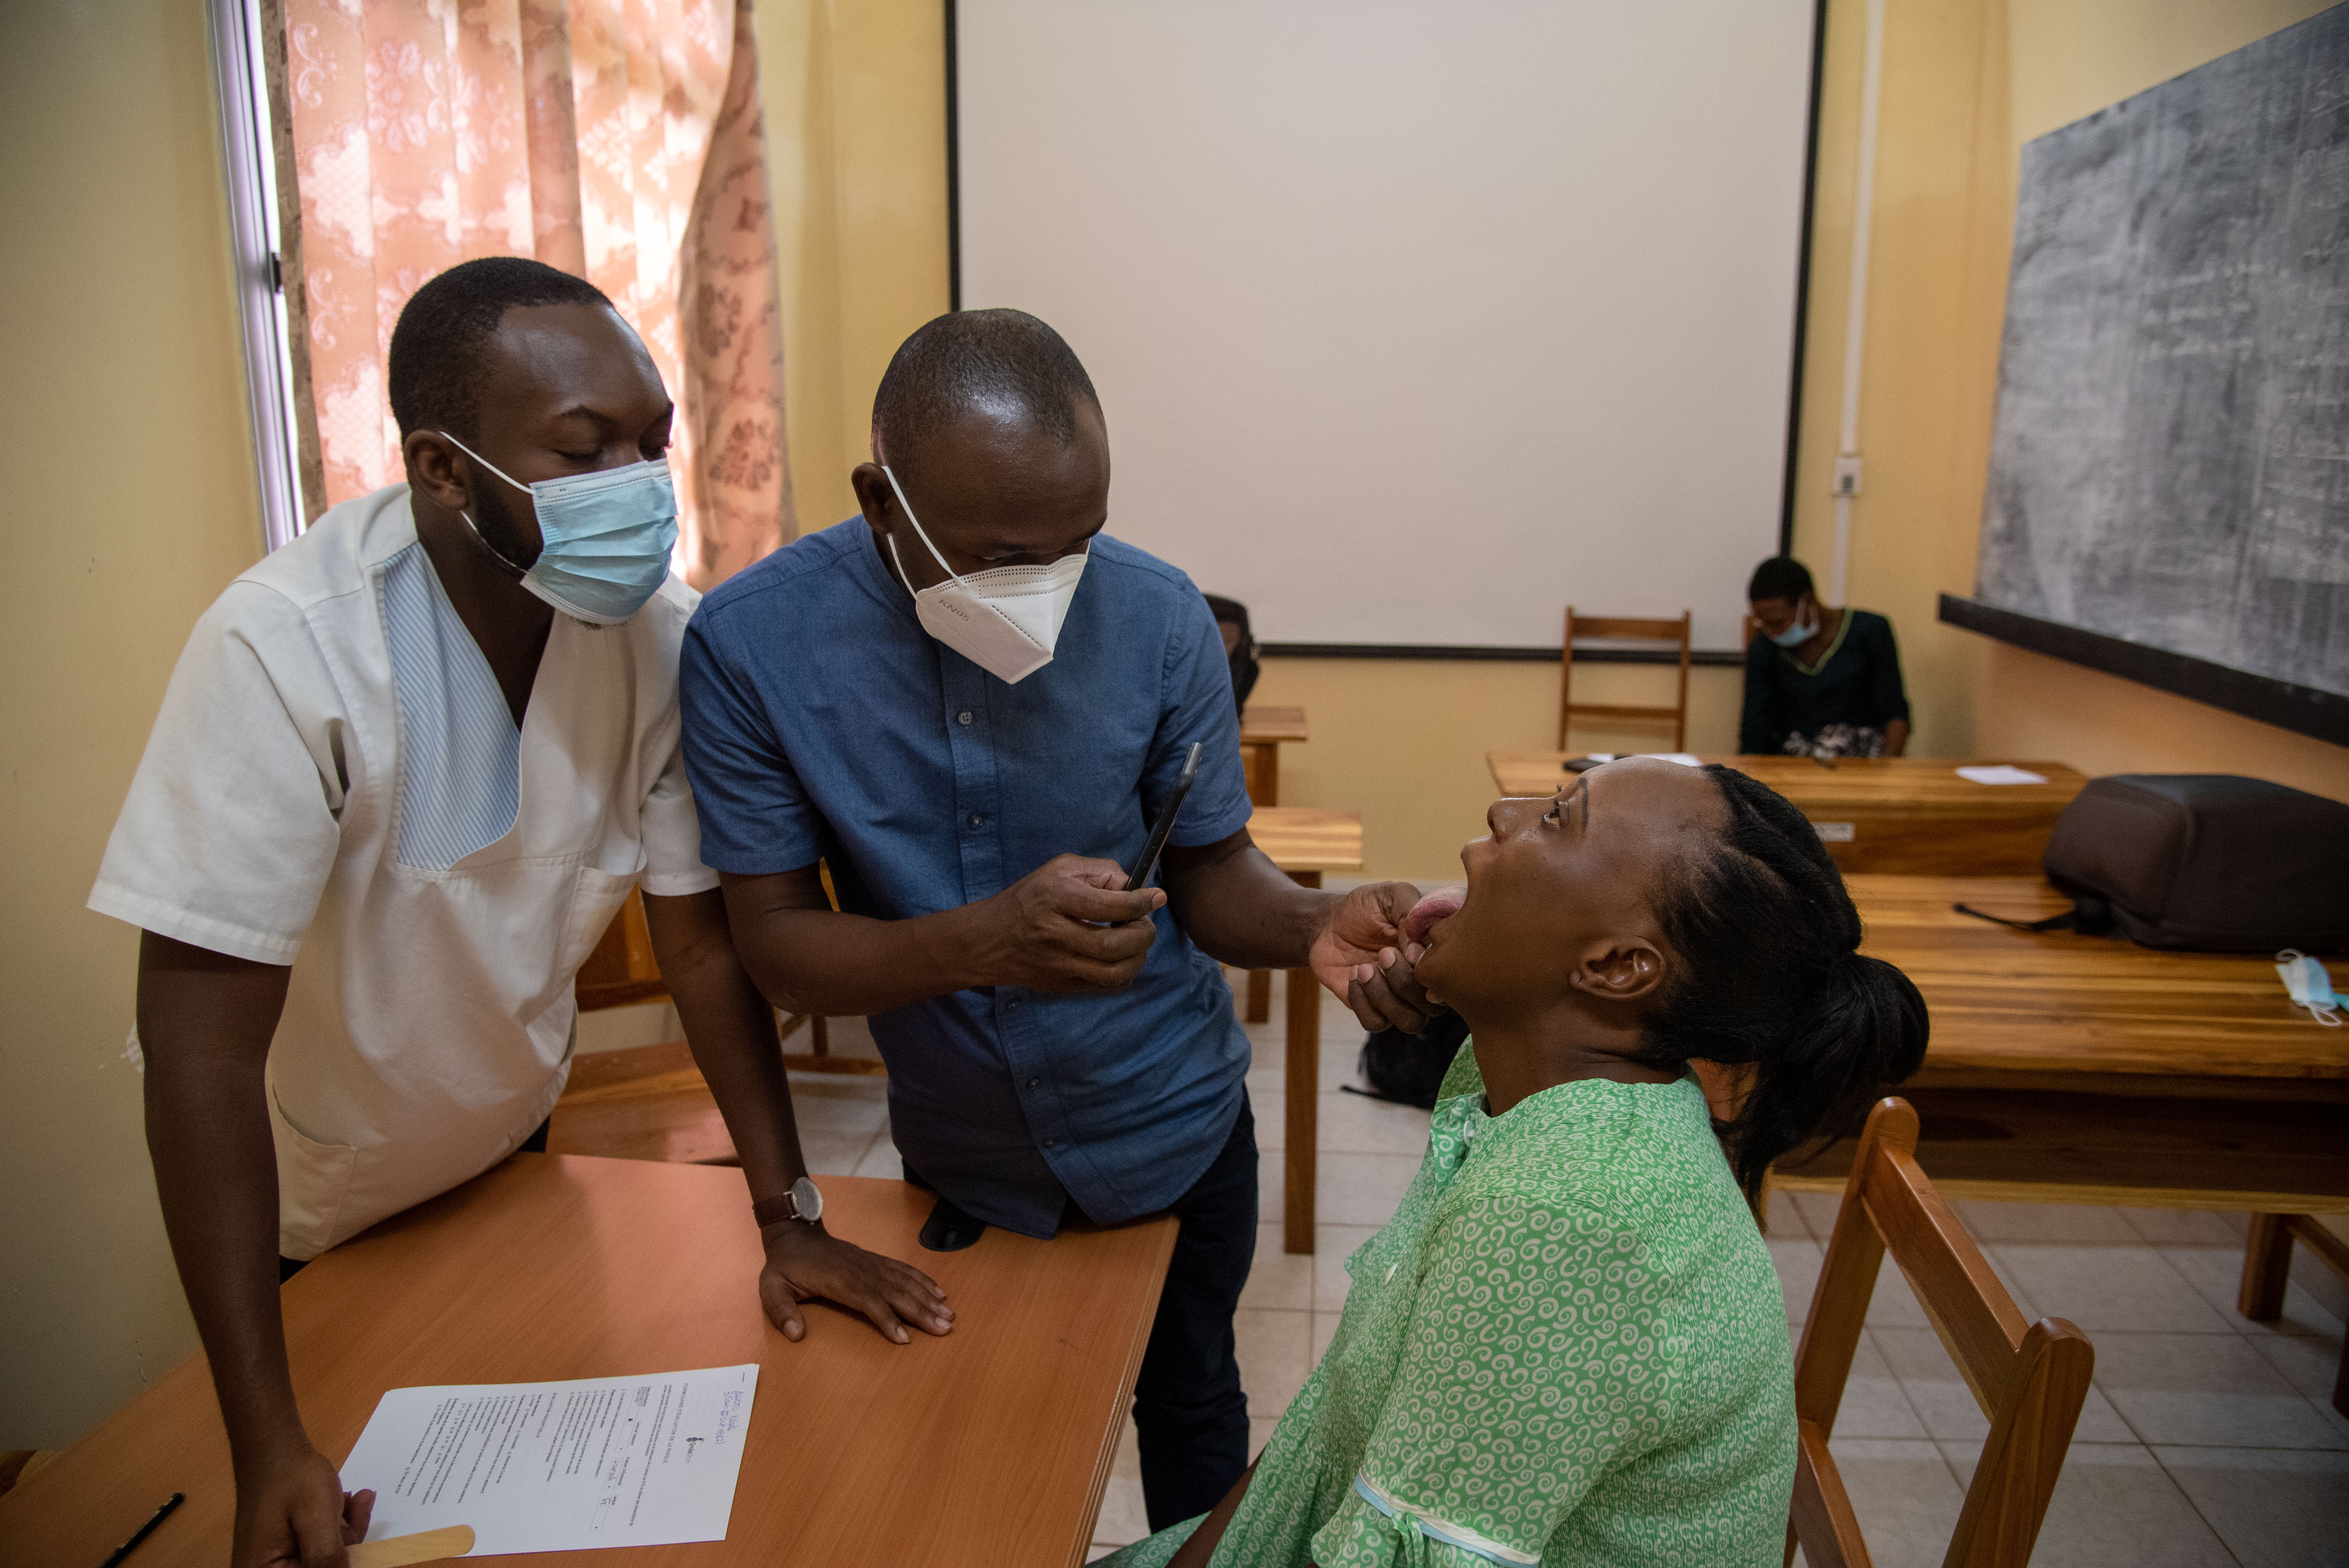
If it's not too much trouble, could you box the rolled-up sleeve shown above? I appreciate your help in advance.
[639,741,721,896]
[677,614,823,877]
[1309,1199,1670,1568]
[1153,590,1253,848]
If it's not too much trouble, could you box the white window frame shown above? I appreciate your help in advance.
[207,0,307,552]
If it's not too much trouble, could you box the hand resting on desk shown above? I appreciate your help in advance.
[757,1221,955,1346]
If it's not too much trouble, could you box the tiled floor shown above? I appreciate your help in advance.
[789,978,2349,1568]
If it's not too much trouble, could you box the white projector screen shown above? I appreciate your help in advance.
[954,0,1817,652]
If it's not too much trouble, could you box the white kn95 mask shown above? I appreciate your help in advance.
[881,464,1087,684]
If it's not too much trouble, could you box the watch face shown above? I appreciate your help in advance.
[791,1174,823,1222]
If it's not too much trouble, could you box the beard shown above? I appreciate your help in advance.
[466,465,544,572]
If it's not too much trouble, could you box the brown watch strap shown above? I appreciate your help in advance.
[751,1193,808,1228]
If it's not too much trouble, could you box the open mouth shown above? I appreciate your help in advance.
[1403,888,1465,946]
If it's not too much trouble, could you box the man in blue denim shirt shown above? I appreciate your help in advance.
[678,311,1435,1528]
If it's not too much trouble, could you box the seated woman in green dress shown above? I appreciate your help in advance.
[1107,756,1928,1568]
[1741,555,1912,759]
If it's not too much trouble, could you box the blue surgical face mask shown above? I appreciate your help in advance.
[1768,600,1820,648]
[438,432,679,625]
[2276,950,2342,1026]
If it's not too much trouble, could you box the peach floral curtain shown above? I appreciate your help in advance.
[282,0,792,588]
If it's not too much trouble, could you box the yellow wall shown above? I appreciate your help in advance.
[758,0,953,534]
[1791,0,2346,804]
[0,1,263,1445]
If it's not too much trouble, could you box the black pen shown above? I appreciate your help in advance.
[99,1492,183,1568]
[1125,742,1204,892]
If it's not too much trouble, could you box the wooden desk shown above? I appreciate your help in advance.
[0,1158,1175,1568]
[1485,753,2089,875]
[1239,704,1308,808]
[1248,807,1364,1256]
[1777,875,2349,1212]
[1237,706,1312,1023]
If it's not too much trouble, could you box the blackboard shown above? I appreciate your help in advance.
[1973,5,2349,710]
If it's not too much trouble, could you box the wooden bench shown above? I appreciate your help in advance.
[1776,874,2349,1214]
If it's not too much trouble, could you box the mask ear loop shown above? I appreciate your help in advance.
[878,464,1060,658]
[437,431,533,495]
[881,465,968,587]
[437,431,536,574]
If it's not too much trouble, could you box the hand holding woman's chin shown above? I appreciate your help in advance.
[1405,888,1466,1004]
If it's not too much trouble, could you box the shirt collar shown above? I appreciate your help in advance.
[845,515,921,623]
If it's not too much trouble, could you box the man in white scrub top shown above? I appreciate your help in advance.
[89,258,953,1568]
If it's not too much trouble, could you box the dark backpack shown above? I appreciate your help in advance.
[1355,1011,1470,1109]
[1964,774,2349,953]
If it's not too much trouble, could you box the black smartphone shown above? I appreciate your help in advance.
[1126,741,1205,892]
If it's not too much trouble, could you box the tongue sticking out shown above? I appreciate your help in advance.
[1402,889,1465,947]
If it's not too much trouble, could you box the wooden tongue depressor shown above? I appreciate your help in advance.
[346,1525,476,1566]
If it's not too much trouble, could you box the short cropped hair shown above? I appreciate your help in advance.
[871,309,1102,475]
[1747,556,1816,603]
[387,257,612,438]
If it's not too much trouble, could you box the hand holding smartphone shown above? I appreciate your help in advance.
[1126,741,1204,892]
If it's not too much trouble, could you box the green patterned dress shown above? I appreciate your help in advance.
[1103,1047,1795,1568]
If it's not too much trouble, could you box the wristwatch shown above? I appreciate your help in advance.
[751,1175,824,1229]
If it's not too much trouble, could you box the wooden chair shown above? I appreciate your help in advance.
[1789,1098,2096,1568]
[576,882,873,1078]
[0,1450,58,1500]
[574,887,669,1011]
[563,881,878,1162]
[1558,608,1692,752]
[2239,1213,2349,1415]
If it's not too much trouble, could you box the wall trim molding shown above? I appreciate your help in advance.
[1938,594,2349,748]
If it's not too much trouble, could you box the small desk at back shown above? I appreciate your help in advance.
[1787,875,2349,1212]
[1239,704,1309,807]
[1248,806,1363,1257]
[1486,754,2089,875]
[0,1157,1176,1568]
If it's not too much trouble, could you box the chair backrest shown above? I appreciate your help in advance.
[1558,607,1692,752]
[1788,1098,2096,1568]
[576,888,665,1011]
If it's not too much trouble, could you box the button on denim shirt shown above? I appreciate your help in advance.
[680,519,1256,1237]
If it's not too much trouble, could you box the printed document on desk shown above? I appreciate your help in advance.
[340,1365,757,1555]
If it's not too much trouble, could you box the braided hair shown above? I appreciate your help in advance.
[1636,765,1929,1197]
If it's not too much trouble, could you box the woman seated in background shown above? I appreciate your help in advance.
[1741,556,1911,758]
[1108,756,1929,1568]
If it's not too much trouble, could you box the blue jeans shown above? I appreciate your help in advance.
[1132,1093,1258,1531]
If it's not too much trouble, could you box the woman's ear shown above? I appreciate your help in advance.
[1568,937,1667,1004]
